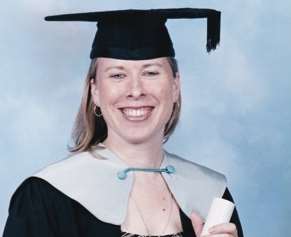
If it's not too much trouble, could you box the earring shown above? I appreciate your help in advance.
[93,105,103,117]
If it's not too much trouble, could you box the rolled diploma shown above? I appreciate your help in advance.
[200,198,235,236]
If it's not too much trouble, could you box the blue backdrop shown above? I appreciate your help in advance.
[1,1,290,236]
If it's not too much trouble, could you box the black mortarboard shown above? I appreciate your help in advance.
[45,8,221,60]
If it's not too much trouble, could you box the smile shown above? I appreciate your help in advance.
[119,106,154,121]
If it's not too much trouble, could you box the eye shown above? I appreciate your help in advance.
[143,71,160,77]
[110,73,126,79]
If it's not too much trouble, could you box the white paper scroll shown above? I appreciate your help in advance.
[201,198,235,236]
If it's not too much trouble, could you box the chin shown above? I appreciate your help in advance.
[115,128,163,145]
[121,133,156,145]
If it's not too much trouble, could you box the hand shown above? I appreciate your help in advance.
[190,211,238,237]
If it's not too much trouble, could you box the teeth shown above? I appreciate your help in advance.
[121,107,152,117]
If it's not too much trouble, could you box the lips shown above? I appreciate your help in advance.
[118,106,154,121]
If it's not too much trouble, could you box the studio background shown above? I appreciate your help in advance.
[1,1,290,236]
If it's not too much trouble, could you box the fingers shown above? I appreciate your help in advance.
[190,211,238,237]
[190,211,204,237]
[202,235,232,237]
[203,223,238,237]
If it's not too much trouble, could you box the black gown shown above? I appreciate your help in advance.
[3,177,243,237]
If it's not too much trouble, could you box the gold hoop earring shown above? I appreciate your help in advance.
[93,105,103,117]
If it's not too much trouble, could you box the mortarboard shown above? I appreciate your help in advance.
[45,8,221,60]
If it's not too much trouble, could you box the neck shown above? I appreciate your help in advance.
[102,135,164,169]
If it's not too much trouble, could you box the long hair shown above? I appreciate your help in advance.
[69,57,181,153]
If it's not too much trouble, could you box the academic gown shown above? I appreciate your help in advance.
[3,147,244,237]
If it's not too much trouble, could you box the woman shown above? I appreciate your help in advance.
[3,8,243,237]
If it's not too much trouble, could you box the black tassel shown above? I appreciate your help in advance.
[206,11,221,52]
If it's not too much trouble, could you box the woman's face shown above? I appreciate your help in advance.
[90,57,180,145]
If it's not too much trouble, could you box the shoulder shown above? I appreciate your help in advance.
[8,177,66,217]
[164,150,227,183]
[8,152,95,216]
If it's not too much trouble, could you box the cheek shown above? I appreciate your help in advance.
[156,83,176,103]
[98,82,123,105]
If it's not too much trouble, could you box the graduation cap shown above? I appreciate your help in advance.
[45,8,221,60]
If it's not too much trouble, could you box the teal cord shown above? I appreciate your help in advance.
[117,165,176,180]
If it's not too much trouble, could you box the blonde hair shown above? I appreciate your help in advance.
[68,57,181,153]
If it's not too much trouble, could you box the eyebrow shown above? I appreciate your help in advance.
[104,63,163,72]
[141,63,163,69]
[104,66,125,72]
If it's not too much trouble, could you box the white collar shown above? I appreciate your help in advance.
[33,145,226,225]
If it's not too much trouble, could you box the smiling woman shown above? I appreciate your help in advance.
[3,8,243,237]
[70,57,181,153]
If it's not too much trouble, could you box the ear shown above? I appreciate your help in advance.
[90,78,100,106]
[172,72,181,103]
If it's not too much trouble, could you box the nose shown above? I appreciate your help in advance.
[127,77,145,99]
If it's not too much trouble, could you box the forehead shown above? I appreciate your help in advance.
[96,57,169,70]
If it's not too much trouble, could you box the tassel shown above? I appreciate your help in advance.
[206,11,221,52]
